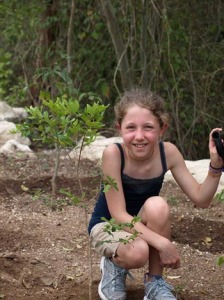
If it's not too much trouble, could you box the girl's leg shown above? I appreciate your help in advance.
[140,197,177,300]
[91,223,149,300]
[100,232,149,300]
[140,196,171,276]
[112,237,149,269]
[113,196,171,273]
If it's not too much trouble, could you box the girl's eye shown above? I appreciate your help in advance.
[126,125,135,130]
[145,125,153,130]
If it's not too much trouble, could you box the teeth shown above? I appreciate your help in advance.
[135,144,145,148]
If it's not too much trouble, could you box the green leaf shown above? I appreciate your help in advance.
[217,256,224,266]
[103,176,118,192]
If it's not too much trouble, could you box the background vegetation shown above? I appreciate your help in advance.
[0,0,224,159]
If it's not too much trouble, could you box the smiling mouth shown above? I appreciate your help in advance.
[133,143,147,148]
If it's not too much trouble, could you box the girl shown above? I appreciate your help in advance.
[88,88,223,300]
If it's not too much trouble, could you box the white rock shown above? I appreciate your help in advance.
[0,121,30,147]
[12,107,27,120]
[0,139,36,158]
[0,101,27,121]
[165,159,224,193]
[0,101,15,121]
[69,135,123,161]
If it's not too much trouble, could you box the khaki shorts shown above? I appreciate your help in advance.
[90,222,133,257]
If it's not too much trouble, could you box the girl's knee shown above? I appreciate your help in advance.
[140,196,171,232]
[131,242,148,266]
[143,196,169,218]
[117,238,149,268]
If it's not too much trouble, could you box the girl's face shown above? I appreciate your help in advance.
[118,105,165,159]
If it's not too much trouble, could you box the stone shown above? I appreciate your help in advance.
[0,101,27,122]
[0,139,35,158]
[0,121,30,147]
[69,135,123,161]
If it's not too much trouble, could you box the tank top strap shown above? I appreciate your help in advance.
[114,143,125,172]
[159,141,167,173]
[115,142,167,174]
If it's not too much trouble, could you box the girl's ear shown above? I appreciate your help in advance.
[116,123,121,131]
[160,123,168,136]
[115,123,122,136]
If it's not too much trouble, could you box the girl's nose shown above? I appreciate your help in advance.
[135,129,144,139]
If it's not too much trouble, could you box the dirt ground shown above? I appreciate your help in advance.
[0,150,224,300]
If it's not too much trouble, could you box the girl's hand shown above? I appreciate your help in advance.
[158,237,180,269]
[209,128,224,169]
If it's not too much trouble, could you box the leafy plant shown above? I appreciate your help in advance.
[215,189,224,203]
[102,175,119,193]
[15,92,108,195]
[99,216,141,246]
[59,188,85,206]
[15,90,108,300]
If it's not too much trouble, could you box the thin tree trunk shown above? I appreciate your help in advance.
[99,0,133,91]
[67,0,75,75]
[52,144,61,195]
[140,0,149,88]
[32,0,60,103]
[76,137,93,300]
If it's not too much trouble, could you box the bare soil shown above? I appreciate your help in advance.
[0,150,223,300]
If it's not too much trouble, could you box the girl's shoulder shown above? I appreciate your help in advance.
[102,143,123,160]
[104,142,122,152]
[163,141,180,154]
[163,141,184,169]
[102,143,123,174]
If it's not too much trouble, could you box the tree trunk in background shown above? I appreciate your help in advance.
[99,0,133,91]
[140,0,149,88]
[32,0,60,104]
[67,0,75,75]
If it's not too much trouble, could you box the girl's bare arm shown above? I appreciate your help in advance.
[168,129,223,207]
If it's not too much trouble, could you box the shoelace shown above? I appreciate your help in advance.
[106,268,134,292]
[145,278,174,298]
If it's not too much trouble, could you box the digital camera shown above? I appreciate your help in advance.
[212,131,224,160]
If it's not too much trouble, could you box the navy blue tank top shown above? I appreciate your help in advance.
[88,142,167,234]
